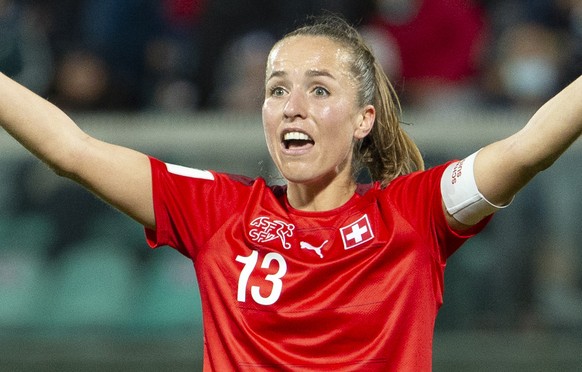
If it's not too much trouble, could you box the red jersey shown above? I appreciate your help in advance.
[145,157,489,371]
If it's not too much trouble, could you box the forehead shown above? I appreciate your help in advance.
[266,35,353,76]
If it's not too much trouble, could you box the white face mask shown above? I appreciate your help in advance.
[500,57,560,101]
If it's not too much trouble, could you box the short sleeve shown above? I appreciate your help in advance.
[145,157,250,259]
[381,163,491,261]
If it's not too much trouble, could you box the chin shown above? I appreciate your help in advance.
[284,169,342,187]
[280,171,313,185]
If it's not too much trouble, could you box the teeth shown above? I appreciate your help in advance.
[283,132,312,141]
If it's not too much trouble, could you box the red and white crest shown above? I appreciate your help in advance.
[248,216,295,250]
[340,214,374,250]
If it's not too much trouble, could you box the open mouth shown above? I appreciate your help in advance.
[283,131,315,150]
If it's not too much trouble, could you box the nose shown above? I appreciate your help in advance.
[283,89,307,120]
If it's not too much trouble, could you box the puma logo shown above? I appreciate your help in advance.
[300,240,328,259]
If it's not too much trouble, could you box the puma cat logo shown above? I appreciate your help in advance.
[300,240,328,259]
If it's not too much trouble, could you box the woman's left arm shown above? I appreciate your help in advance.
[444,75,582,230]
[475,75,582,206]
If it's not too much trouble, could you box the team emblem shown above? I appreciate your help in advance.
[248,216,295,249]
[340,214,374,250]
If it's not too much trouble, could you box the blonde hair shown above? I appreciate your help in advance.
[284,15,424,186]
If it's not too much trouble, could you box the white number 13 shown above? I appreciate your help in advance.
[235,251,287,305]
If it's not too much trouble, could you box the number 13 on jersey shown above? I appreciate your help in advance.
[236,251,288,306]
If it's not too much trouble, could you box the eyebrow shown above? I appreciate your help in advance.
[266,70,286,81]
[307,69,335,79]
[266,69,336,82]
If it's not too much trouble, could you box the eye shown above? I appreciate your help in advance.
[269,86,286,97]
[313,86,329,97]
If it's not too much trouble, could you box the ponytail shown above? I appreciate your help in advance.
[356,61,424,186]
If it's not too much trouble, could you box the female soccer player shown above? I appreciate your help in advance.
[1,15,581,371]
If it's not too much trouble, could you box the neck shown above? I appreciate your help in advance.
[286,177,357,212]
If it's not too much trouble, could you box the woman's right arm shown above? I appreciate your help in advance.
[0,72,155,229]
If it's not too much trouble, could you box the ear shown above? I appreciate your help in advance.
[354,104,375,140]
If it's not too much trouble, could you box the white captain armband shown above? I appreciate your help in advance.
[440,151,512,226]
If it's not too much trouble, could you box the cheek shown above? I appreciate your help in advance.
[320,106,357,141]
[262,105,278,148]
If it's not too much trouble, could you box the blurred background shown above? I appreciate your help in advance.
[1,0,582,370]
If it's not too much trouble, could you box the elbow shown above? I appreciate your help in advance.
[50,163,74,178]
[521,145,564,176]
[45,135,91,180]
[42,156,76,180]
[533,155,559,174]
[509,134,563,177]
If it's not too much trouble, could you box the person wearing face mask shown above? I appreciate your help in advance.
[487,22,566,108]
[1,14,581,371]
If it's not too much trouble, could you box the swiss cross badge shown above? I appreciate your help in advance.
[340,214,374,250]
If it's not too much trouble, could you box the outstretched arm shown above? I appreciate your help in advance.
[0,72,155,229]
[445,75,582,230]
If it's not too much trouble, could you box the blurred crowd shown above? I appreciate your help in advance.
[1,0,580,113]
